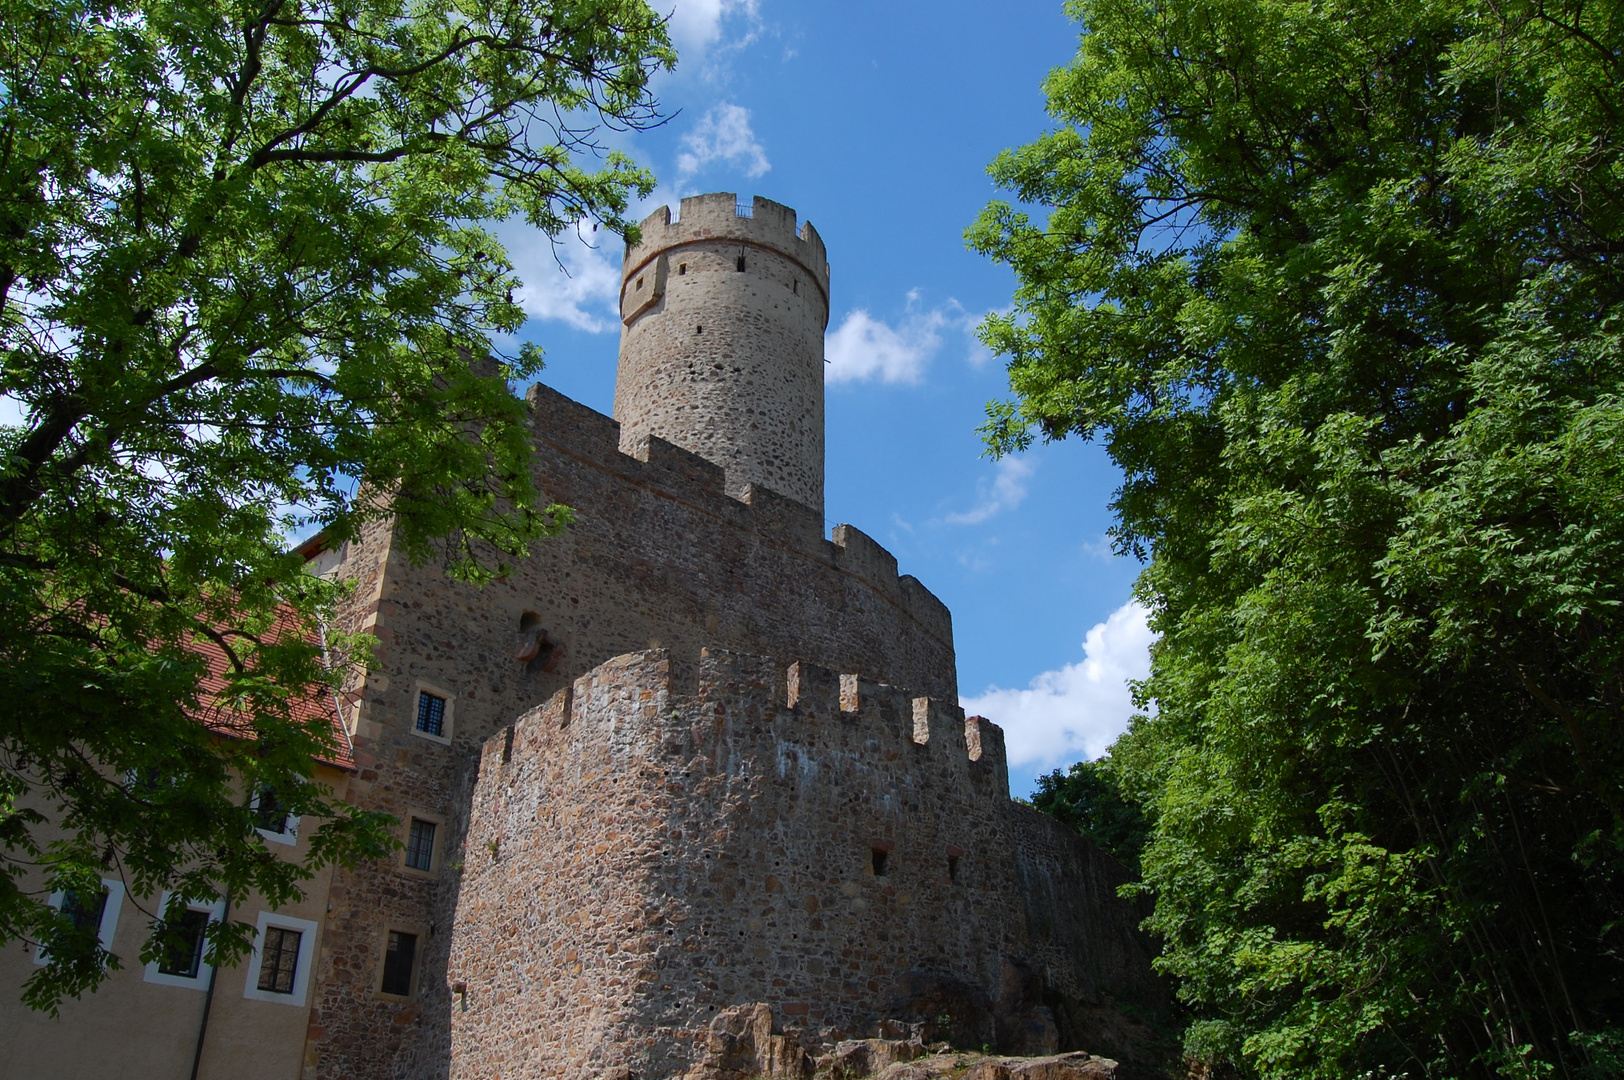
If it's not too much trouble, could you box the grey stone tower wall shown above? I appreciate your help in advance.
[614,193,830,514]
[445,649,1163,1080]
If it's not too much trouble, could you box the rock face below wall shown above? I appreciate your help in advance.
[683,1003,1132,1080]
[446,649,1166,1080]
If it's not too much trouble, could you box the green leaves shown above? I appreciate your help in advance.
[975,1,1624,1075]
[0,0,670,1007]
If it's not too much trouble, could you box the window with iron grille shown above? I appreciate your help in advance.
[257,926,302,994]
[379,931,417,996]
[158,908,210,978]
[416,691,446,737]
[405,818,437,872]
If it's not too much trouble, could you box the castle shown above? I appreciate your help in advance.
[0,194,1160,1080]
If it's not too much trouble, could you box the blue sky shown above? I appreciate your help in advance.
[508,0,1155,799]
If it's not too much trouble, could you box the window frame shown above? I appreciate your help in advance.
[242,911,319,1006]
[251,785,300,847]
[404,816,438,874]
[374,927,423,1000]
[399,810,445,879]
[143,891,227,989]
[34,876,125,966]
[410,681,454,745]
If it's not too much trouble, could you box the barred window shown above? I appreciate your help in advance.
[405,818,437,872]
[416,691,447,738]
[379,931,418,996]
[158,908,210,978]
[257,926,302,994]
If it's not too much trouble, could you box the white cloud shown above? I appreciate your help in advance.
[825,309,940,384]
[502,219,622,333]
[825,293,993,385]
[666,0,760,59]
[942,458,1033,525]
[675,102,770,184]
[960,601,1157,770]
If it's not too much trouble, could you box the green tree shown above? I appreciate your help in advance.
[0,0,672,1009]
[969,1,1623,1076]
[1031,755,1150,872]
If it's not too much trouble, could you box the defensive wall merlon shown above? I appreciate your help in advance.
[524,379,954,651]
[621,193,830,314]
[476,647,1010,802]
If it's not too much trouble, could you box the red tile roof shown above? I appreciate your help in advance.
[187,608,356,772]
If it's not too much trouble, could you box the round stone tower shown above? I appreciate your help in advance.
[614,193,830,514]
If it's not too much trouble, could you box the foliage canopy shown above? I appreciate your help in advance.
[971,0,1624,1076]
[1030,756,1150,873]
[0,0,671,1008]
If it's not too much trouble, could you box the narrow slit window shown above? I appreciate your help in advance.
[871,848,889,877]
[380,930,418,996]
[947,855,960,884]
[678,262,687,275]
[405,818,437,872]
[735,255,746,272]
[257,926,303,994]
[416,691,446,738]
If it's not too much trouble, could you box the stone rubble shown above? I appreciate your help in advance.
[680,1004,1120,1080]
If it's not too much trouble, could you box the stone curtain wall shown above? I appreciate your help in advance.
[614,195,830,513]
[300,384,957,1080]
[446,649,1162,1080]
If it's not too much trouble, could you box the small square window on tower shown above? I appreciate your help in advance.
[405,818,437,872]
[416,692,445,737]
[379,930,418,997]
[411,684,454,744]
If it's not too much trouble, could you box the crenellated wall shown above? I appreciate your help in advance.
[302,380,957,1080]
[295,195,1163,1080]
[444,649,1162,1080]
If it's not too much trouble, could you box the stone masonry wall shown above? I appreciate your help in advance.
[301,382,958,1080]
[445,648,1162,1080]
[614,194,829,513]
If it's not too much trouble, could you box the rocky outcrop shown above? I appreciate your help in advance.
[685,1004,816,1080]
[682,1004,1123,1080]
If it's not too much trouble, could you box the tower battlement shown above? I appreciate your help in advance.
[614,193,830,514]
[621,193,829,315]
